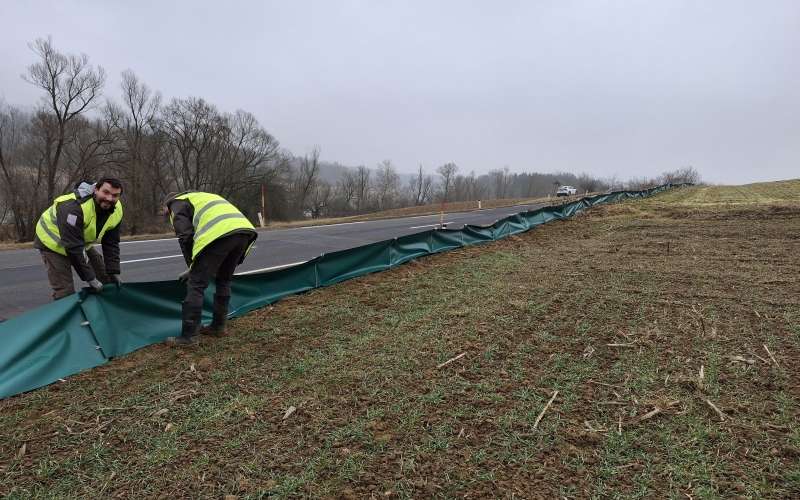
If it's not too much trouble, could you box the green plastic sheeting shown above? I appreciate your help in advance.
[0,184,682,399]
[0,294,107,398]
[318,240,392,286]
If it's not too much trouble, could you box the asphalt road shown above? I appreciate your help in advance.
[0,203,548,320]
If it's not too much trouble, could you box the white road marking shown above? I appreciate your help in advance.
[278,208,511,231]
[88,205,538,245]
[236,261,308,275]
[409,223,454,229]
[118,237,178,245]
[121,254,183,264]
[294,221,367,230]
[0,262,41,271]
[288,211,456,229]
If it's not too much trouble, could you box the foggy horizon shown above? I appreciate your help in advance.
[2,1,798,185]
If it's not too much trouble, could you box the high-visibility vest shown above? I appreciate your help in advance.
[171,192,255,263]
[35,193,124,256]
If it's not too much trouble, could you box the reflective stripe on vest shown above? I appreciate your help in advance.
[35,193,124,256]
[173,192,255,262]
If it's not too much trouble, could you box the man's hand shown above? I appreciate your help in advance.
[177,269,190,282]
[109,274,122,288]
[87,279,104,293]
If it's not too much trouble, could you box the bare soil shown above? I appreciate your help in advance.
[1,183,798,498]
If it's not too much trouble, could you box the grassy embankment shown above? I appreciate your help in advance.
[1,179,798,498]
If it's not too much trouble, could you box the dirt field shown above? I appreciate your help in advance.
[1,181,798,498]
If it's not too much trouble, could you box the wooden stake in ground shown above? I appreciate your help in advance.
[533,390,559,430]
[437,352,466,369]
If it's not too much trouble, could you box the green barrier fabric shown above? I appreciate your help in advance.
[461,224,495,246]
[0,184,684,399]
[391,232,433,266]
[80,281,192,358]
[317,240,392,286]
[228,261,318,318]
[0,294,107,397]
[430,229,463,253]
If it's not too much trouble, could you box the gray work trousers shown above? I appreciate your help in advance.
[40,247,111,300]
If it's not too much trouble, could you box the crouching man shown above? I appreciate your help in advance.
[34,178,124,299]
[162,191,257,346]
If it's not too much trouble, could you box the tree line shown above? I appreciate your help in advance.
[0,37,700,242]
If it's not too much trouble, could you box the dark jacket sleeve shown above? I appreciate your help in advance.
[169,200,195,267]
[101,222,121,275]
[56,200,96,282]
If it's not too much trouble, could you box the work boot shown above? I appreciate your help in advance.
[199,295,230,337]
[164,335,198,347]
[165,306,202,347]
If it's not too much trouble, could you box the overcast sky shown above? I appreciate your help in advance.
[1,1,798,184]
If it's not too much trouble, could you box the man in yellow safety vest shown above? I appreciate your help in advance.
[162,191,257,346]
[33,178,124,299]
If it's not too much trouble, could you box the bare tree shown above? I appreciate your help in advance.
[64,114,119,182]
[354,165,371,213]
[660,166,700,185]
[625,176,656,190]
[292,147,320,216]
[309,180,332,218]
[374,159,400,210]
[23,37,106,203]
[604,175,622,191]
[576,172,602,193]
[0,193,7,225]
[409,164,434,206]
[452,174,469,201]
[111,70,165,233]
[213,110,282,198]
[489,166,510,199]
[0,103,32,239]
[161,96,225,191]
[436,162,458,202]
[335,167,358,212]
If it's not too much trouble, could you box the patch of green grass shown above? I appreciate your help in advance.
[3,185,799,498]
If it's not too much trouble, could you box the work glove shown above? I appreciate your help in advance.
[87,279,104,293]
[109,274,122,288]
[177,269,190,282]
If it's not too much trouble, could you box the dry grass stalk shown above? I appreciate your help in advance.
[706,399,727,421]
[587,380,622,388]
[763,345,780,369]
[584,421,608,433]
[631,400,680,425]
[533,390,559,430]
[698,365,705,390]
[728,355,755,365]
[437,352,467,369]
[635,407,662,423]
[692,304,707,337]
